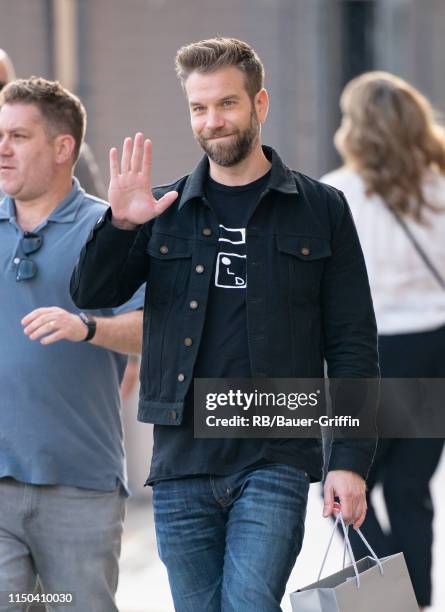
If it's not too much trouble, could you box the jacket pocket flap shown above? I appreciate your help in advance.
[147,235,193,259]
[277,235,331,260]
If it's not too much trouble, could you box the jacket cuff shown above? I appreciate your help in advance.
[327,441,377,480]
[95,207,140,243]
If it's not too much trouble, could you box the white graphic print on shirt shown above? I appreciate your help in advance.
[215,225,247,289]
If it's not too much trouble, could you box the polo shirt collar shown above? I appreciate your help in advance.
[0,177,85,224]
[0,193,12,220]
[178,145,298,210]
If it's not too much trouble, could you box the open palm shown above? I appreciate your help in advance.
[108,133,178,228]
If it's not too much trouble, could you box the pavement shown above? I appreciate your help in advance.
[116,451,445,612]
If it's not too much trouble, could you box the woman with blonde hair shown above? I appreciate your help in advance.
[321,71,445,610]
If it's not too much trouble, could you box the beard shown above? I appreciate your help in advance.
[195,109,260,167]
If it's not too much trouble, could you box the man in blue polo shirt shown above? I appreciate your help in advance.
[0,77,144,611]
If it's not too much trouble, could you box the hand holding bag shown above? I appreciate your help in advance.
[289,512,419,611]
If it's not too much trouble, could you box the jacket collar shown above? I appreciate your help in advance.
[178,145,298,210]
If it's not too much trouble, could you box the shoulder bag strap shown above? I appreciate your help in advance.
[387,206,445,291]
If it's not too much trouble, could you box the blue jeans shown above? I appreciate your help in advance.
[152,463,310,612]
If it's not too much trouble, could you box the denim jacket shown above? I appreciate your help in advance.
[71,147,379,478]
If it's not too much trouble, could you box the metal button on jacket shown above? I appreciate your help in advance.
[177,373,185,382]
[301,247,310,256]
[195,264,204,274]
[170,410,177,420]
[202,228,212,237]
[189,300,198,310]
[159,245,169,254]
[184,337,193,346]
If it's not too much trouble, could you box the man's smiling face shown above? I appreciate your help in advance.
[185,66,262,167]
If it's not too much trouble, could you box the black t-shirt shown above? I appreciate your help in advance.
[193,172,269,379]
[148,170,309,484]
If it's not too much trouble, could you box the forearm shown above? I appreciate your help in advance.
[90,310,143,355]
[71,210,149,309]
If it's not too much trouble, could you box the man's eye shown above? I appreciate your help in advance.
[223,100,235,107]
[193,106,205,113]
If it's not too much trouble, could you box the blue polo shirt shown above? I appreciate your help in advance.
[0,179,144,493]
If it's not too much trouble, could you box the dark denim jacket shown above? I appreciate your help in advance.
[71,147,379,478]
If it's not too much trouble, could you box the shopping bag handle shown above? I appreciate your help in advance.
[318,512,384,588]
[344,522,384,576]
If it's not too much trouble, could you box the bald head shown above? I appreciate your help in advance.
[0,49,16,85]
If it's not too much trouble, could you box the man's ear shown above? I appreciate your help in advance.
[255,88,269,124]
[54,133,76,165]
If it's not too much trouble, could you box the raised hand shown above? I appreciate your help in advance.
[108,133,178,229]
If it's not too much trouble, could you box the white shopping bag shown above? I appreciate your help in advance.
[290,512,418,612]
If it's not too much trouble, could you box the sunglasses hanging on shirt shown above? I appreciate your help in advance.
[14,231,44,281]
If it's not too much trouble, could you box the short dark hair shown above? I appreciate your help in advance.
[175,37,265,99]
[0,76,86,163]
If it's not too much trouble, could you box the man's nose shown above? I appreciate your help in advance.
[0,136,12,156]
[205,109,225,131]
